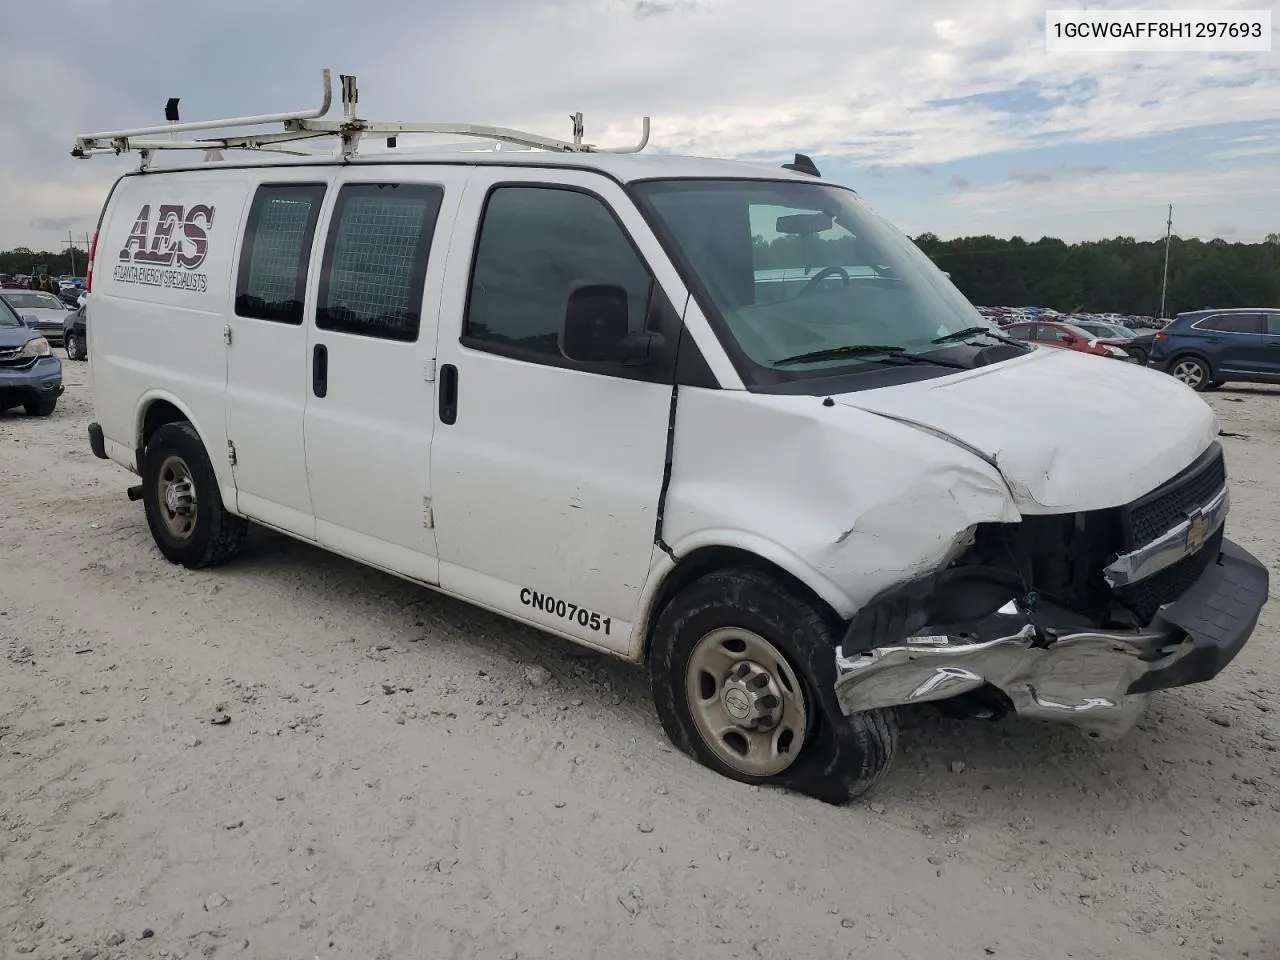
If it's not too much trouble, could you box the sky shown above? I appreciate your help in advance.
[1,0,1277,254]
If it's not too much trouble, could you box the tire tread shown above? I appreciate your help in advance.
[649,567,898,804]
[144,422,247,569]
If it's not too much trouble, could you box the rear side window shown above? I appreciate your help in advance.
[463,185,653,358]
[235,184,327,324]
[1197,313,1264,334]
[316,183,443,342]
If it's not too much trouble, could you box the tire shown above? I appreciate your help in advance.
[65,332,86,361]
[141,422,247,569]
[1126,347,1147,366]
[24,397,57,417]
[1168,355,1212,391]
[648,568,898,804]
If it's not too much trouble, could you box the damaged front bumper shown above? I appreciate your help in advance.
[833,538,1269,738]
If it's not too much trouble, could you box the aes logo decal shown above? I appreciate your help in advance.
[112,203,216,293]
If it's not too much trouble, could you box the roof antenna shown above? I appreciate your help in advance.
[782,153,821,177]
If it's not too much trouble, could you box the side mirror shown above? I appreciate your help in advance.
[21,314,38,326]
[559,283,663,365]
[1060,334,1077,345]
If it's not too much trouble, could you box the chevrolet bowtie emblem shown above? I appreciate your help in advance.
[1185,509,1209,552]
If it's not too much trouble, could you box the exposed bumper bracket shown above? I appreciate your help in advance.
[834,538,1268,739]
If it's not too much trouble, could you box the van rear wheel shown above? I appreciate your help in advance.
[648,568,898,804]
[141,422,247,569]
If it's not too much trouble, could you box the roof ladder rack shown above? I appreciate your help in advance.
[72,69,651,171]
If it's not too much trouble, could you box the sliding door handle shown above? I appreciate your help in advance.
[312,343,328,398]
[439,363,458,424]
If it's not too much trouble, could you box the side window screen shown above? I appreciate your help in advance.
[464,186,653,356]
[316,183,443,342]
[235,184,326,324]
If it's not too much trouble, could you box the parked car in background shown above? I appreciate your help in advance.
[1148,307,1280,390]
[0,292,63,416]
[1068,319,1157,366]
[63,303,88,360]
[1003,320,1133,360]
[0,289,71,345]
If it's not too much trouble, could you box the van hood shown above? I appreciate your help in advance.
[833,348,1220,514]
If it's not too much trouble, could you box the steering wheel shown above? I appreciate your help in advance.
[799,265,850,296]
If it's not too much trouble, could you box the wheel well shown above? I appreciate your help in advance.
[643,546,841,660]
[138,400,189,467]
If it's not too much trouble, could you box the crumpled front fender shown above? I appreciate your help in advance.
[661,389,1019,619]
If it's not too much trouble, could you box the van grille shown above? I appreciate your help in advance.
[1122,444,1226,549]
[1113,525,1223,622]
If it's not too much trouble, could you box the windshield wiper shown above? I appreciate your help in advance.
[930,325,1021,347]
[774,344,966,369]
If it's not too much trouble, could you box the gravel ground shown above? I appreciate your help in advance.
[2,361,1277,960]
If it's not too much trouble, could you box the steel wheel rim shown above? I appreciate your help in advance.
[685,626,808,777]
[66,335,76,357]
[1172,360,1204,387]
[156,454,197,541]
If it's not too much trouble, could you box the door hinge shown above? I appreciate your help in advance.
[423,358,436,382]
[422,497,434,528]
[227,440,237,465]
[223,324,232,345]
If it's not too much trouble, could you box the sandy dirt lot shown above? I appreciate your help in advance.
[2,361,1278,960]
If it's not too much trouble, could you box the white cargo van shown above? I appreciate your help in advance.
[75,73,1268,802]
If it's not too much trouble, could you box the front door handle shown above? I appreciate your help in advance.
[439,363,458,425]
[313,343,328,398]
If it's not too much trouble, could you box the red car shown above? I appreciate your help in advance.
[1003,320,1133,361]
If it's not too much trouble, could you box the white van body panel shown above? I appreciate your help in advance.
[92,172,253,506]
[834,347,1220,513]
[303,166,472,585]
[223,167,341,540]
[430,167,689,655]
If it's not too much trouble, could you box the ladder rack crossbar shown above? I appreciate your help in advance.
[72,69,650,167]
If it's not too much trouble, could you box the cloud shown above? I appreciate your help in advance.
[0,0,1277,247]
[1010,171,1053,184]
[947,163,1280,242]
[632,0,700,16]
[950,173,970,190]
[30,216,88,232]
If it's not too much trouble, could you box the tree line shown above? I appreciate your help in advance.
[6,232,1280,317]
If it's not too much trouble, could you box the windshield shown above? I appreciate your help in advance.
[0,296,19,327]
[632,179,1000,385]
[1,291,64,310]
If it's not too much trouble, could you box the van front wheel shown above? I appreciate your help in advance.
[141,422,247,569]
[648,568,898,804]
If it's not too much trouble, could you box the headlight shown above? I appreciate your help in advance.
[20,337,51,358]
[1106,345,1128,357]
